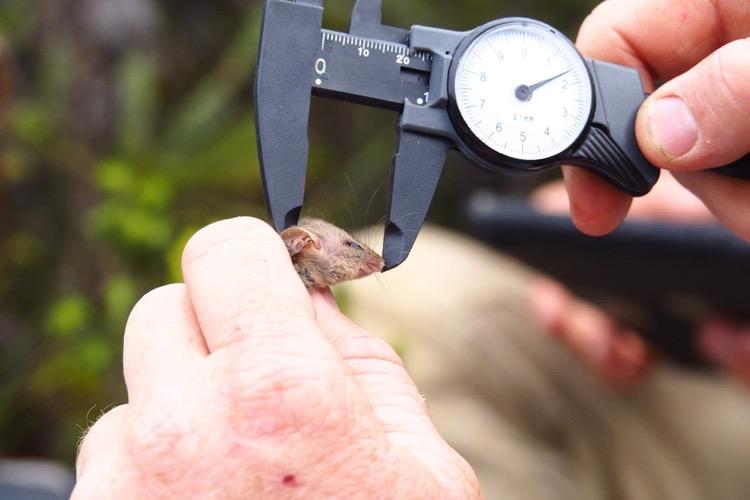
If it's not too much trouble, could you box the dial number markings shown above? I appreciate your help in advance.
[454,21,593,161]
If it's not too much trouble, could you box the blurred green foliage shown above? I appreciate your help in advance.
[0,0,597,464]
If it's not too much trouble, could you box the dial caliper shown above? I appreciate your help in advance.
[255,0,750,270]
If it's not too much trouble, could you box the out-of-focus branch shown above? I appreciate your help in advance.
[0,37,11,130]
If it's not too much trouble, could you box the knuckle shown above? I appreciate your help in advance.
[228,308,312,346]
[578,2,632,58]
[126,284,187,331]
[580,0,612,30]
[215,355,348,438]
[182,217,280,267]
[368,337,403,366]
[350,334,405,369]
[201,302,314,354]
[77,404,128,474]
[710,39,750,118]
[126,408,190,470]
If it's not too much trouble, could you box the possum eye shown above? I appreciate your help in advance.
[345,240,363,251]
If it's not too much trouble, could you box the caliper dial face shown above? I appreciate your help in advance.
[453,20,593,162]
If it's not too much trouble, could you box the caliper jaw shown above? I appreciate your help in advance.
[381,26,467,270]
[255,1,469,269]
[255,0,461,269]
[349,0,408,43]
[255,0,323,232]
[383,128,452,270]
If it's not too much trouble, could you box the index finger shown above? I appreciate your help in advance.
[577,0,750,85]
[181,217,315,352]
[564,0,750,236]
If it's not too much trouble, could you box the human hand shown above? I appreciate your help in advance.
[72,218,480,499]
[564,0,750,240]
[531,175,750,388]
[700,319,750,387]
[533,282,750,389]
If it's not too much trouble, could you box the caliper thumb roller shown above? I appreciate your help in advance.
[254,0,750,270]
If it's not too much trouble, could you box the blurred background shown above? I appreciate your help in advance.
[0,0,598,469]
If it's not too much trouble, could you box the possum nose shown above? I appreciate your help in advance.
[365,255,385,274]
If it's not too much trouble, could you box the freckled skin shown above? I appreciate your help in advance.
[280,218,385,288]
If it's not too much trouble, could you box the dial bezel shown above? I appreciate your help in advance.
[447,17,596,174]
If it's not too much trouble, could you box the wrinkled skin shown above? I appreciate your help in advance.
[73,217,480,499]
[281,218,384,288]
[563,0,750,239]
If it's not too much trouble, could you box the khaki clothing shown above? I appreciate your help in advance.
[341,226,750,500]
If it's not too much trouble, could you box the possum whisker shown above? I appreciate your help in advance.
[310,175,325,193]
[372,271,387,291]
[359,221,385,251]
[344,172,357,202]
[374,214,387,227]
[364,178,385,225]
[343,173,358,228]
[342,203,355,232]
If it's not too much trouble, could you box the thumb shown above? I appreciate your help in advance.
[308,289,478,487]
[636,38,750,171]
[309,288,436,434]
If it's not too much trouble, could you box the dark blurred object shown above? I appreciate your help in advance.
[465,192,750,368]
[0,459,74,500]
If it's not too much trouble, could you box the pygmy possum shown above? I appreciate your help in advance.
[281,218,385,288]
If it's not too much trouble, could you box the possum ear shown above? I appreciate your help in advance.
[280,226,321,256]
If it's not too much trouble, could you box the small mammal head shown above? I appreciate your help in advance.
[281,217,385,288]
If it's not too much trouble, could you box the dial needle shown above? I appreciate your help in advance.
[515,69,571,102]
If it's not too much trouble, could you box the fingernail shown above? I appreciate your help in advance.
[645,96,699,159]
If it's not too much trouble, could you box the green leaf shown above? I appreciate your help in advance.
[118,53,159,156]
[45,294,91,339]
[29,338,112,397]
[94,159,136,196]
[161,4,262,150]
[137,173,174,209]
[104,276,137,328]
[88,201,173,250]
[9,99,56,147]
